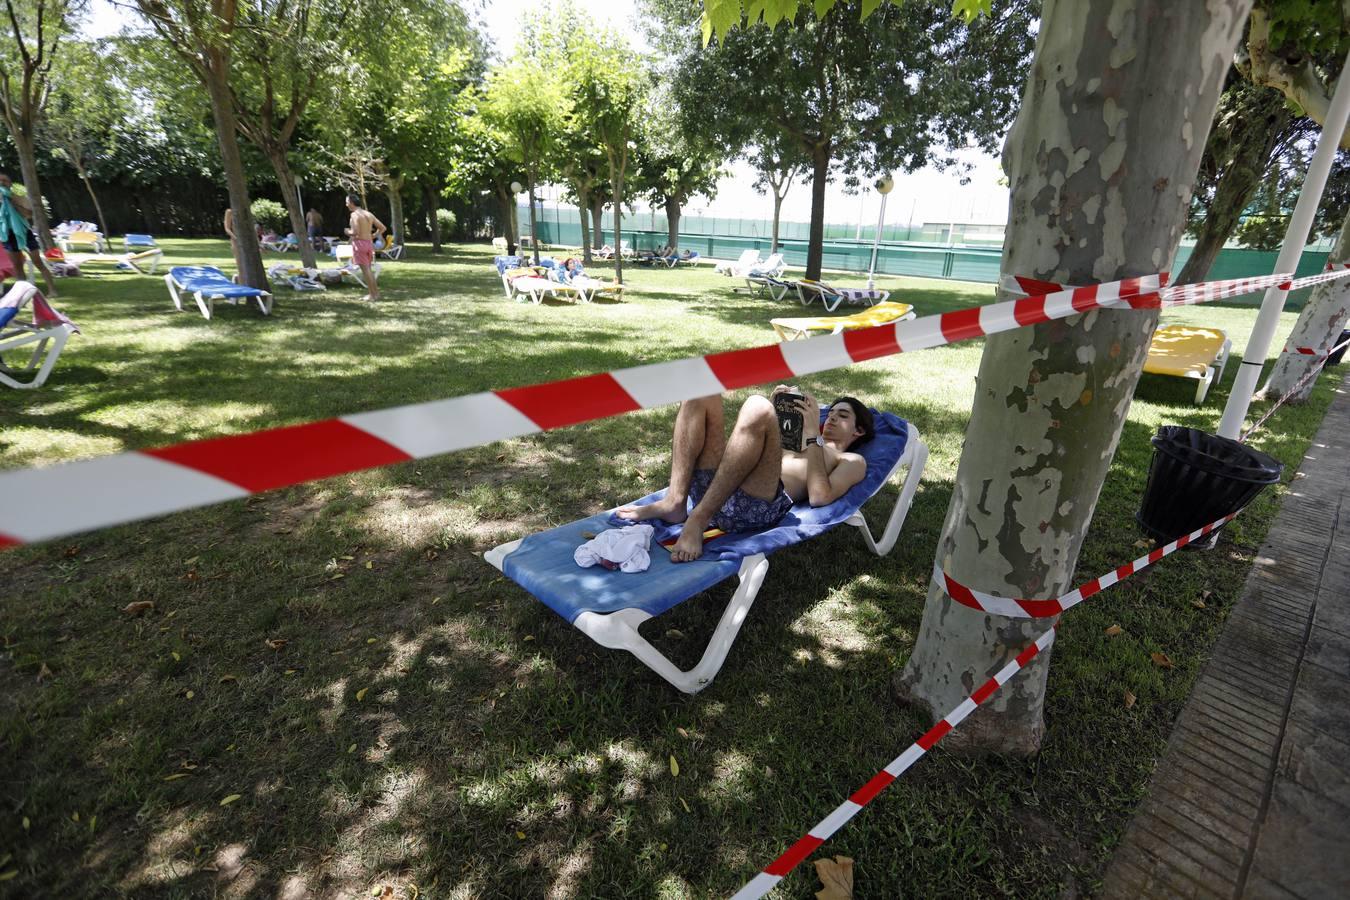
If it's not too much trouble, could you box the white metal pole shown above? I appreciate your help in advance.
[868,193,888,289]
[1218,49,1350,438]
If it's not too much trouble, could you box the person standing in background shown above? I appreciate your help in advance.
[306,207,323,250]
[223,207,242,275]
[0,172,57,297]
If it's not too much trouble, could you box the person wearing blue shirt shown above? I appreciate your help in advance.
[0,172,57,296]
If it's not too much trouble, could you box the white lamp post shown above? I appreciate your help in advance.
[509,181,523,253]
[868,174,894,290]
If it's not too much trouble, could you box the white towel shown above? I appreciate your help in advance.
[574,524,654,573]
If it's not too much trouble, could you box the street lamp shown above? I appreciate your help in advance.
[509,181,525,254]
[868,174,894,290]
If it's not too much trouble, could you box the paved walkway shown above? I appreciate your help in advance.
[1103,375,1350,899]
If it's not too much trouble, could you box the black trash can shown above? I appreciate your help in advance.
[1136,427,1283,544]
[1326,329,1350,366]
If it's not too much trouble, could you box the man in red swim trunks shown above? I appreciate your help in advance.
[344,194,387,301]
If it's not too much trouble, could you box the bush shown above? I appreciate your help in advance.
[250,198,288,231]
[435,208,457,233]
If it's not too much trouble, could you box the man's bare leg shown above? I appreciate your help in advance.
[361,261,379,300]
[617,395,725,524]
[670,395,782,562]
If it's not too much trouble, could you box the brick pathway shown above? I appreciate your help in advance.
[1102,376,1350,899]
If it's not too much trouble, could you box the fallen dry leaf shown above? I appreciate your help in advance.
[184,690,194,700]
[219,794,241,807]
[581,531,598,540]
[365,561,373,570]
[1192,599,1207,609]
[183,556,199,566]
[340,555,355,561]
[676,727,689,739]
[347,743,357,754]
[666,629,686,640]
[1104,624,1123,637]
[163,773,189,782]
[680,797,690,813]
[121,601,155,617]
[0,871,16,882]
[814,855,855,900]
[1150,652,1175,670]
[515,830,526,840]
[670,755,679,777]
[1133,539,1153,549]
[1201,589,1213,601]
[218,674,238,684]
[523,635,535,642]
[171,651,181,662]
[63,545,80,558]
[366,638,377,645]
[1124,690,1137,709]
[355,687,369,702]
[36,663,53,683]
[265,638,288,651]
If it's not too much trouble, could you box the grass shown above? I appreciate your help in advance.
[0,239,1339,898]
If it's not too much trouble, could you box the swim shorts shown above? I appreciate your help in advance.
[351,238,374,266]
[688,468,794,533]
[2,228,38,253]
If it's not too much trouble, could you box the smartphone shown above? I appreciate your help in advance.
[773,392,805,452]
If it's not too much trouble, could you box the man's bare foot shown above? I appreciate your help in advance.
[616,495,688,523]
[669,526,705,563]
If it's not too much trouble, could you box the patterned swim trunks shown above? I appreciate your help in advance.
[688,468,794,533]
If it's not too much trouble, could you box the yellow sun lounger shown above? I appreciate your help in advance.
[770,300,916,341]
[1143,324,1231,404]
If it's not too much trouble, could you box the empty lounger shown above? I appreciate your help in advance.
[0,281,79,390]
[771,300,916,341]
[486,412,928,693]
[1143,324,1231,404]
[165,265,273,320]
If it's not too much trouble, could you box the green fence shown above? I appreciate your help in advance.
[522,205,1330,294]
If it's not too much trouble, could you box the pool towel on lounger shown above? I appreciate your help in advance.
[606,410,909,562]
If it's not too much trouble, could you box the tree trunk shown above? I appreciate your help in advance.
[11,130,53,248]
[894,0,1250,755]
[611,160,625,285]
[526,175,540,266]
[385,176,405,249]
[1177,94,1291,284]
[591,197,604,248]
[1264,206,1350,401]
[424,183,442,253]
[496,188,516,255]
[576,184,592,264]
[266,147,317,269]
[771,191,785,253]
[73,156,109,239]
[665,196,681,250]
[202,62,269,290]
[805,144,829,280]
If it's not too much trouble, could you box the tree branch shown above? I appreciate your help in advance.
[1245,8,1350,150]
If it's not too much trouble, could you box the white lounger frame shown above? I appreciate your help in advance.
[485,423,929,694]
[0,319,75,389]
[1192,337,1231,404]
[165,272,274,320]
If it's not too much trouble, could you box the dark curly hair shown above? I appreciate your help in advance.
[828,396,874,450]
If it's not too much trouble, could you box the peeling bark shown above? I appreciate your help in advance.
[1264,207,1350,400]
[590,198,604,249]
[895,0,1251,755]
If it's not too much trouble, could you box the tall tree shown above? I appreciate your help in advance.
[748,134,809,253]
[444,103,521,254]
[632,119,725,250]
[1243,1,1350,400]
[1178,76,1306,284]
[707,0,1251,752]
[134,0,269,289]
[663,0,1033,281]
[0,0,83,247]
[570,30,649,284]
[41,39,128,237]
[483,57,563,266]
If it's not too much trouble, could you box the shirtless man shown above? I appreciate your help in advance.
[618,386,873,561]
[305,208,323,249]
[344,194,387,301]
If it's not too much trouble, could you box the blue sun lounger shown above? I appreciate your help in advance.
[485,411,928,693]
[164,265,274,320]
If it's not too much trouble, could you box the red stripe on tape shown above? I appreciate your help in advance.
[916,719,953,750]
[1115,563,1135,581]
[1077,577,1102,601]
[704,344,794,390]
[1015,276,1061,296]
[1013,294,1048,327]
[1071,285,1099,313]
[842,323,902,363]
[942,572,979,609]
[969,675,1001,705]
[1014,639,1044,667]
[0,532,19,549]
[497,373,640,430]
[1147,547,1165,563]
[764,835,825,877]
[1174,534,1191,549]
[1297,347,1317,355]
[146,420,411,494]
[1015,598,1065,618]
[849,770,896,807]
[1278,281,1292,291]
[939,308,984,345]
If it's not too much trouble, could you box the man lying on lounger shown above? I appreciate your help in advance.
[618,387,874,562]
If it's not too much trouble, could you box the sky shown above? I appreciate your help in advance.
[83,0,1010,228]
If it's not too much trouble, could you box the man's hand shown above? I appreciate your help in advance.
[798,390,820,439]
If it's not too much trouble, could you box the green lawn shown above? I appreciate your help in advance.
[0,240,1337,898]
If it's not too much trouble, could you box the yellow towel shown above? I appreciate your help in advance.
[771,301,914,340]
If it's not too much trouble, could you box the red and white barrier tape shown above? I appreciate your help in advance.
[1244,333,1350,442]
[6,267,1350,551]
[733,509,1238,898]
[0,273,1166,548]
